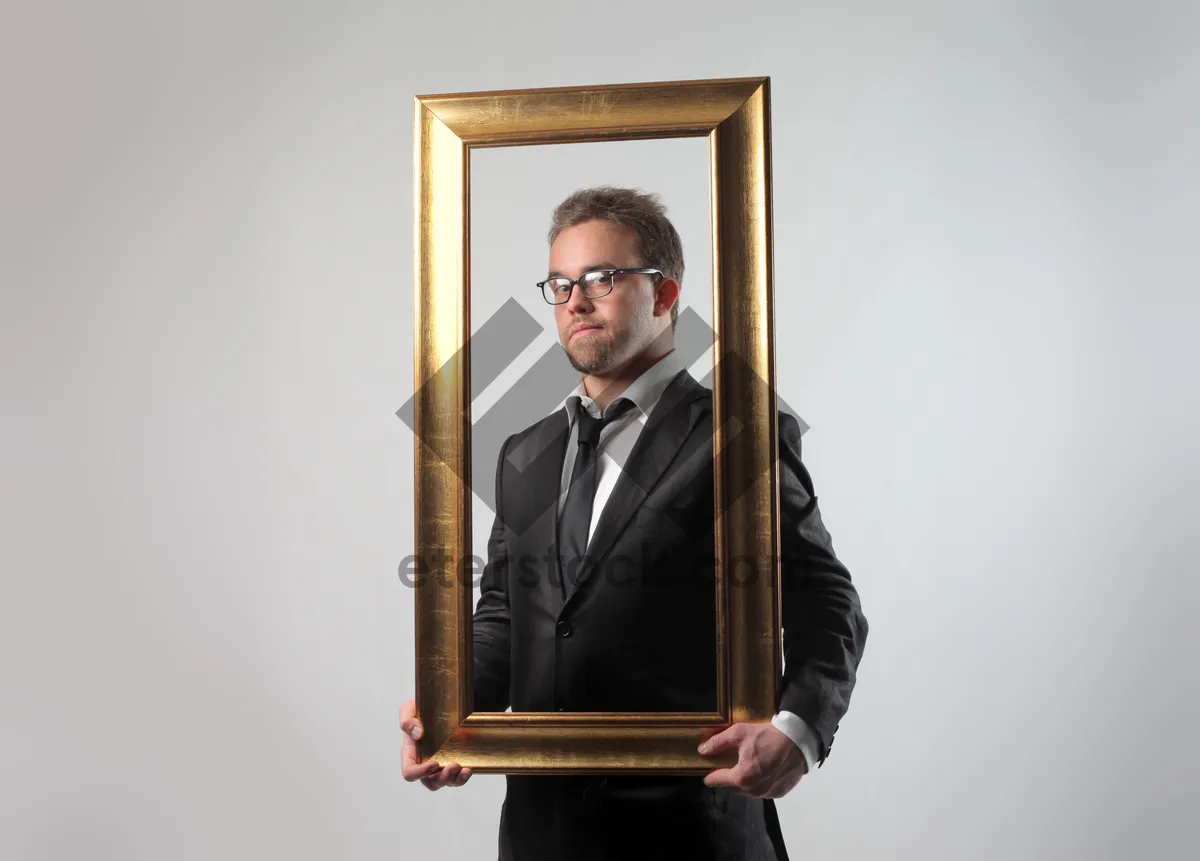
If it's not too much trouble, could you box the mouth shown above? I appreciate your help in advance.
[569,324,602,340]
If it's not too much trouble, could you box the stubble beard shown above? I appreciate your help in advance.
[565,329,616,374]
[564,302,654,376]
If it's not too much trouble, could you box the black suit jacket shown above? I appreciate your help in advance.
[472,367,868,861]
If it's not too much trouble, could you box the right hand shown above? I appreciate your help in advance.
[400,699,472,790]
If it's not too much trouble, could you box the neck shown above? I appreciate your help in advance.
[582,343,675,413]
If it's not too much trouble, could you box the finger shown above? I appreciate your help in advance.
[425,763,462,790]
[702,767,742,789]
[399,707,423,741]
[420,763,457,791]
[727,770,769,798]
[434,763,463,789]
[400,719,423,740]
[705,757,757,789]
[402,756,442,782]
[401,740,441,781]
[418,763,455,791]
[404,759,442,782]
[454,767,473,786]
[698,727,741,756]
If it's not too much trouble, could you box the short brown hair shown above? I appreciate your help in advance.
[548,186,683,331]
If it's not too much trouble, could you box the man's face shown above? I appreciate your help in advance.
[548,219,662,376]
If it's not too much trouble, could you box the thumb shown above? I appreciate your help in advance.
[698,726,742,756]
[399,701,423,740]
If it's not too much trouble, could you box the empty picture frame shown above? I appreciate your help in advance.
[412,76,782,773]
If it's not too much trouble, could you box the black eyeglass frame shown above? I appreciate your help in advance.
[537,267,664,305]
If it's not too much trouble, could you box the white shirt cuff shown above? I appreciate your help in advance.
[772,710,819,772]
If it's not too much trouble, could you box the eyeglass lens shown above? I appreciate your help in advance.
[544,271,613,303]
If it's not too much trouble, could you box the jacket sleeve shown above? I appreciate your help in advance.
[471,433,513,712]
[776,411,868,765]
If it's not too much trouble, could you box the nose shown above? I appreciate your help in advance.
[563,281,595,313]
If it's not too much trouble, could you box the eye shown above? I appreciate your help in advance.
[582,271,616,292]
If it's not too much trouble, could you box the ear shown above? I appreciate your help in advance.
[654,278,681,318]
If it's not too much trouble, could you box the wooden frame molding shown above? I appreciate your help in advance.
[413,76,781,773]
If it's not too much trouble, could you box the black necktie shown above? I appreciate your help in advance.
[558,396,636,597]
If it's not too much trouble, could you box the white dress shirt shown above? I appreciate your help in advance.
[552,349,820,771]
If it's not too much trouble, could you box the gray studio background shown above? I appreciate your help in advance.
[2,1,1197,859]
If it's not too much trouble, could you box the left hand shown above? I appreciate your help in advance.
[697,722,808,798]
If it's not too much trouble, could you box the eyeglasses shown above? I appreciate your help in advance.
[537,268,664,305]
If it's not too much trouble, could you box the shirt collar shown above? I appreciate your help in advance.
[557,349,689,427]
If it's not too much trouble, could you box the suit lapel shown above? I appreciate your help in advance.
[502,409,571,610]
[563,370,710,607]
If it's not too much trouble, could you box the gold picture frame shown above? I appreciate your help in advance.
[413,76,781,773]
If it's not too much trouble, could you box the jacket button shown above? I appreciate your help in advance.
[556,621,572,638]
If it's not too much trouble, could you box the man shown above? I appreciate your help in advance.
[401,187,868,860]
